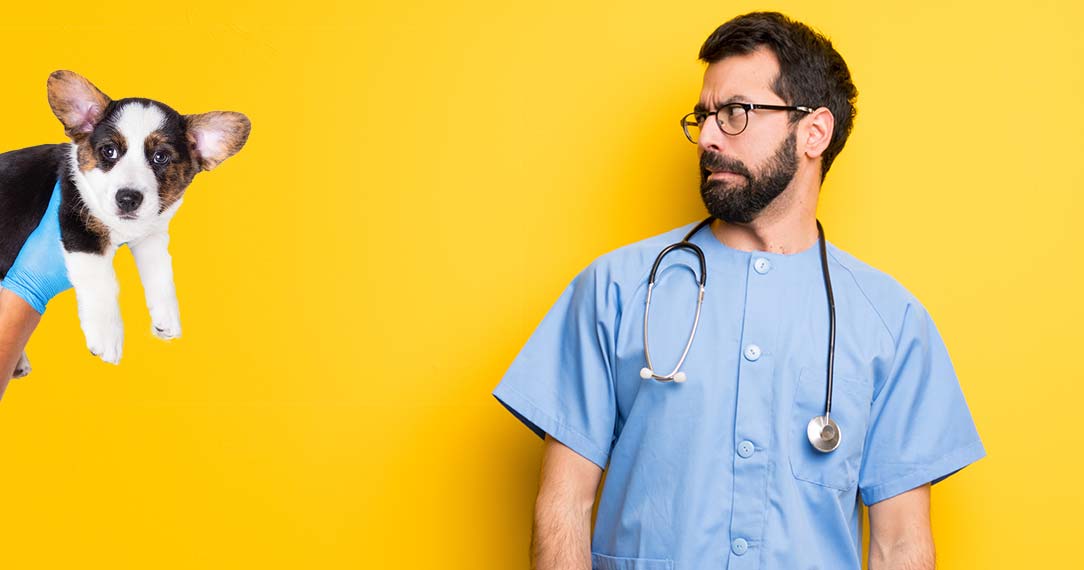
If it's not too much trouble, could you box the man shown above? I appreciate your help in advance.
[492,11,984,570]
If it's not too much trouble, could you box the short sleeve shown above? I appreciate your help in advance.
[858,301,986,505]
[491,259,619,470]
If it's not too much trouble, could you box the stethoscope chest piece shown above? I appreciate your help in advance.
[806,415,841,453]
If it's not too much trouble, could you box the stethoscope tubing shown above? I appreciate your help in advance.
[816,219,836,425]
[642,216,841,452]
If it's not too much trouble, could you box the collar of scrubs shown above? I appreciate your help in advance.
[685,219,827,276]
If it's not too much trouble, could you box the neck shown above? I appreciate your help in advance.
[709,173,821,254]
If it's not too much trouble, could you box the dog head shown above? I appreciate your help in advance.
[47,70,250,228]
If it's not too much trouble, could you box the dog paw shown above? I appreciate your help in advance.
[84,322,124,364]
[150,308,182,340]
[12,352,31,378]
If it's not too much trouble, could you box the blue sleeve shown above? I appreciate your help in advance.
[491,259,619,470]
[0,181,72,314]
[858,301,986,505]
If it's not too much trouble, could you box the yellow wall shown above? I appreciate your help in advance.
[0,0,1078,567]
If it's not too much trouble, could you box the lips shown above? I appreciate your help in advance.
[700,151,751,180]
[704,167,745,180]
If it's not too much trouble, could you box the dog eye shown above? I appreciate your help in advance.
[100,144,118,160]
[152,150,171,165]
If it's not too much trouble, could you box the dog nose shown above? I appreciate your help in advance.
[115,189,143,213]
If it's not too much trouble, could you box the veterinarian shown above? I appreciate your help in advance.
[0,183,69,399]
[492,12,984,570]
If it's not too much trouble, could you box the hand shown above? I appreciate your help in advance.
[1,181,72,314]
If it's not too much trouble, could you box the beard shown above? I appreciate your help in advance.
[698,129,799,224]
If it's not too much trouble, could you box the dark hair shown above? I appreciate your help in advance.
[699,12,857,178]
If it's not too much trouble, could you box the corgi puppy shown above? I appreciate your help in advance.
[0,70,250,374]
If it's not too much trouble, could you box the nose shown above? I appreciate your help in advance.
[116,189,143,213]
[698,115,727,154]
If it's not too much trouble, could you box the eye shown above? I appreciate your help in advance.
[693,111,709,125]
[152,150,171,165]
[100,144,118,160]
[725,104,746,119]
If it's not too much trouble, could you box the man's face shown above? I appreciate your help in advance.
[696,48,800,224]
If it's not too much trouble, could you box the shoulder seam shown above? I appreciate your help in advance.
[827,248,899,346]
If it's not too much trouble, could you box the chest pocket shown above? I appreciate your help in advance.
[591,552,674,570]
[788,367,874,491]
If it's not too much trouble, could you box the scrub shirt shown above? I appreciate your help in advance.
[492,220,985,570]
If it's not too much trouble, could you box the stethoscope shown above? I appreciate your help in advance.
[638,217,842,453]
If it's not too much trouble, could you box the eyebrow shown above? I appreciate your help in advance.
[694,95,752,114]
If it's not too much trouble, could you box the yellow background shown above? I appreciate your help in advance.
[0,0,1078,568]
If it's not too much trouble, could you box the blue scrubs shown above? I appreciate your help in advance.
[492,220,985,570]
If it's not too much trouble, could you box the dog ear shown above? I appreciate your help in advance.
[47,71,111,140]
[184,112,251,171]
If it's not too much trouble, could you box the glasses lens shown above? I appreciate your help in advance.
[681,113,701,143]
[719,104,748,135]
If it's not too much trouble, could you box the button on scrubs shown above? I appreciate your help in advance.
[492,221,985,570]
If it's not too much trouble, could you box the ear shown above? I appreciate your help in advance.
[47,70,111,140]
[800,107,835,161]
[185,111,251,171]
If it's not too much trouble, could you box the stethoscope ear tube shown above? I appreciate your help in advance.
[642,240,707,382]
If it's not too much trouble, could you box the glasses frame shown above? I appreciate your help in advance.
[681,103,815,142]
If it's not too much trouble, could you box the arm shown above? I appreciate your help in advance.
[868,483,935,570]
[532,434,604,570]
[0,180,73,397]
[0,289,43,399]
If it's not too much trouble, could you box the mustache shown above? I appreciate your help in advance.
[700,151,752,178]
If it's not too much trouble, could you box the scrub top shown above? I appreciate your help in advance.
[492,220,985,570]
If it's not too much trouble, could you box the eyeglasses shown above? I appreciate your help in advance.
[681,103,814,143]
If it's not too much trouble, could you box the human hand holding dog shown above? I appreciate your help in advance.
[0,183,71,397]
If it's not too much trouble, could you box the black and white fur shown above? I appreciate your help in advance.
[0,71,250,373]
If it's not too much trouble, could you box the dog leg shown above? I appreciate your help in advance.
[130,231,180,340]
[64,248,123,364]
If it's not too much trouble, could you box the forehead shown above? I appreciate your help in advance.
[699,48,782,108]
[97,99,183,143]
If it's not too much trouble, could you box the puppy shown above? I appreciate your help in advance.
[0,70,250,373]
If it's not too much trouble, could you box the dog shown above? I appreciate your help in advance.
[0,70,250,375]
